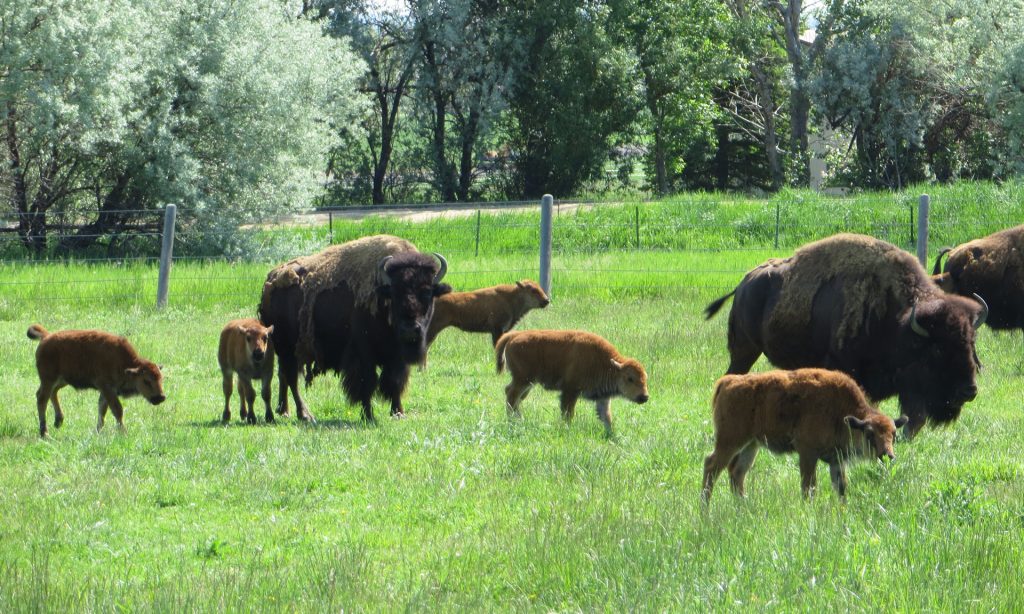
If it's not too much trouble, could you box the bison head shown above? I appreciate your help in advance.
[516,279,551,308]
[239,323,274,364]
[846,414,908,460]
[378,251,452,362]
[895,293,987,435]
[612,358,649,404]
[127,362,165,405]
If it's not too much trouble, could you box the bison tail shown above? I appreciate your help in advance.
[704,290,736,320]
[495,332,513,374]
[932,247,953,275]
[26,324,49,341]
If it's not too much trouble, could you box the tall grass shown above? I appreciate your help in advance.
[1,182,1023,610]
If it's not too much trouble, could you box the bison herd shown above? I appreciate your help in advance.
[25,224,1024,503]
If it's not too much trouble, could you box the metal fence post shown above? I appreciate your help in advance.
[156,204,177,310]
[475,209,481,257]
[917,194,929,266]
[539,194,553,297]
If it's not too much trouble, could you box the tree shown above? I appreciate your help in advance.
[502,1,640,198]
[408,0,516,202]
[2,0,364,253]
[324,1,418,205]
[609,0,735,194]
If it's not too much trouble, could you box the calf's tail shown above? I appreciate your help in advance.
[495,332,514,374]
[932,247,952,275]
[704,289,737,320]
[26,324,49,341]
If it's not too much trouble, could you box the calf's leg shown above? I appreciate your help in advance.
[594,397,612,435]
[50,386,65,429]
[799,454,818,499]
[240,377,257,425]
[728,442,759,497]
[97,396,109,432]
[101,389,127,431]
[828,462,848,501]
[560,391,579,423]
[702,438,745,504]
[504,379,531,417]
[36,383,52,438]
[221,371,234,424]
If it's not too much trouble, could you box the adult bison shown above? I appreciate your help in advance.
[705,233,988,438]
[259,235,450,423]
[932,224,1024,332]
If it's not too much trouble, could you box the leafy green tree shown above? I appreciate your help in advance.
[409,0,516,202]
[609,0,736,194]
[2,0,363,253]
[503,1,640,198]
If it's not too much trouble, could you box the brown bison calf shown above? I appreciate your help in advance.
[218,318,275,424]
[495,330,649,435]
[28,324,165,437]
[427,279,550,346]
[702,368,908,502]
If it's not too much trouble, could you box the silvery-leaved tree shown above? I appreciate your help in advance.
[2,0,365,255]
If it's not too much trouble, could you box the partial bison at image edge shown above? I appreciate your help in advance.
[27,324,165,438]
[933,224,1024,333]
[259,235,450,423]
[705,233,987,439]
[496,329,649,436]
[702,368,908,503]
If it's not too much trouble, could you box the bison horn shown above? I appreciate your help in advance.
[378,255,394,286]
[971,293,988,330]
[432,252,447,284]
[909,302,930,338]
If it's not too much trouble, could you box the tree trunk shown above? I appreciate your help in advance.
[750,65,784,189]
[59,172,132,251]
[652,121,668,195]
[456,103,481,202]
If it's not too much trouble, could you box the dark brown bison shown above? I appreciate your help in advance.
[705,233,987,438]
[932,224,1024,332]
[259,235,450,423]
[702,368,908,502]
[28,324,165,437]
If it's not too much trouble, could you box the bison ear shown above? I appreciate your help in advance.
[611,359,623,370]
[125,367,142,376]
[894,415,909,428]
[434,283,452,297]
[844,415,868,430]
[516,280,526,288]
[265,325,275,336]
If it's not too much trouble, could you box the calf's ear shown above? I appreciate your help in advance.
[844,416,868,430]
[611,359,623,369]
[125,367,141,376]
[894,415,909,428]
[265,325,275,336]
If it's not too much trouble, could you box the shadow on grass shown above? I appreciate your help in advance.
[188,416,373,430]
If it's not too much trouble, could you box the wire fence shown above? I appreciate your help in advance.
[1,194,1021,311]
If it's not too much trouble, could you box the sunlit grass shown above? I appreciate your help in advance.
[2,183,1024,610]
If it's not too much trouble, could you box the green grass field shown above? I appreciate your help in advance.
[2,184,1024,611]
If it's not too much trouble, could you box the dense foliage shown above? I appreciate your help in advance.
[3,0,1024,245]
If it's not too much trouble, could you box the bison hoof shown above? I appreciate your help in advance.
[264,412,275,424]
[53,416,64,429]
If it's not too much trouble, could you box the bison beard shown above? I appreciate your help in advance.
[259,237,450,423]
[705,233,986,438]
